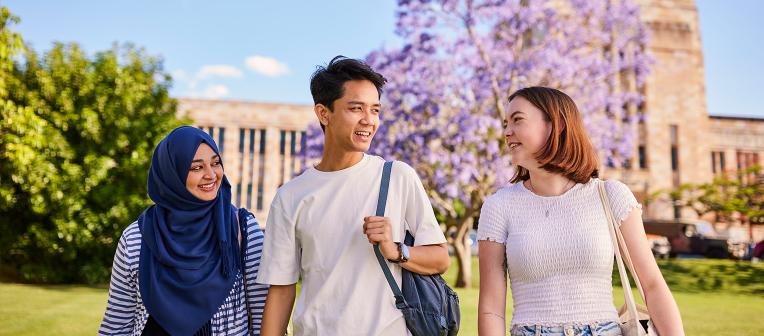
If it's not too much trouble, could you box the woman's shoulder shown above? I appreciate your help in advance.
[480,183,524,216]
[121,221,142,241]
[115,222,142,265]
[600,178,634,198]
[236,207,263,238]
[485,182,525,202]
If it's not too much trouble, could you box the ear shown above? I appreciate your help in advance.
[314,104,331,127]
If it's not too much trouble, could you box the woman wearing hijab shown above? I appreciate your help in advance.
[99,126,268,336]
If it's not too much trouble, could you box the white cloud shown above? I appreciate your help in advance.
[197,65,243,80]
[245,55,290,77]
[202,84,229,99]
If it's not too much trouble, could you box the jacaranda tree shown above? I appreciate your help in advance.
[306,0,651,288]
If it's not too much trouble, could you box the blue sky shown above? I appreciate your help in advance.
[5,0,763,117]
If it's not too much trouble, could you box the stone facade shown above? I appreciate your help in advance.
[708,115,764,242]
[709,116,764,176]
[604,0,712,219]
[607,0,763,221]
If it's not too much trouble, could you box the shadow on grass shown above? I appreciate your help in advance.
[612,259,764,294]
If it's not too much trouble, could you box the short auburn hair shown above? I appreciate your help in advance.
[508,86,599,184]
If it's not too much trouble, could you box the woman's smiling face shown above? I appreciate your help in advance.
[504,96,552,169]
[185,143,223,201]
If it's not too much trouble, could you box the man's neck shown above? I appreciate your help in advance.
[315,149,364,172]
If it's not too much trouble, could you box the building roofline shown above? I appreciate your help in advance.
[176,96,313,108]
[709,114,764,122]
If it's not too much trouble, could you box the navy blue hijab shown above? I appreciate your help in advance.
[138,126,239,336]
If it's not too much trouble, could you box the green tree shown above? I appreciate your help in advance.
[0,7,24,96]
[654,166,764,232]
[0,8,183,283]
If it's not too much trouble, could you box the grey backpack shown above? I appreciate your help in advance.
[372,161,460,336]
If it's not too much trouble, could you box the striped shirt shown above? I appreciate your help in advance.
[99,214,268,335]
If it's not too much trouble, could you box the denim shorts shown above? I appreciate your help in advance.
[510,321,622,336]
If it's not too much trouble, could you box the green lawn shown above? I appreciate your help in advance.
[1,258,763,335]
[0,283,107,335]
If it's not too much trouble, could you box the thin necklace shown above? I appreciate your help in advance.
[527,178,575,218]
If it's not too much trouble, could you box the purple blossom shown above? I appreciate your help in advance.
[305,0,650,222]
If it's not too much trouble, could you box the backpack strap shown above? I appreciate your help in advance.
[373,161,407,309]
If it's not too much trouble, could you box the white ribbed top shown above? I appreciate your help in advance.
[477,178,641,326]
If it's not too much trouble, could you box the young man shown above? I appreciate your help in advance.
[256,56,450,336]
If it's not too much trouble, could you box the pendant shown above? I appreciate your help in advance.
[545,209,550,218]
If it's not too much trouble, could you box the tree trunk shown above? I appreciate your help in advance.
[453,217,473,288]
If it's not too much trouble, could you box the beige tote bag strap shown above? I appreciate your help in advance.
[612,207,648,303]
[597,181,641,329]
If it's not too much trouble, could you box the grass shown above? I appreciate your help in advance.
[1,258,763,335]
[0,283,107,335]
[652,258,764,294]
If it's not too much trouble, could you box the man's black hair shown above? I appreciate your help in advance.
[310,56,387,131]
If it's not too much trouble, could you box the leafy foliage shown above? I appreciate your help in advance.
[0,7,184,283]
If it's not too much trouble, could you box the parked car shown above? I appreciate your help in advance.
[645,234,671,259]
[642,219,737,258]
[751,240,764,262]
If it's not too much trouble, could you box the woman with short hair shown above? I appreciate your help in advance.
[477,87,684,336]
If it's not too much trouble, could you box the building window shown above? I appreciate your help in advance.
[622,159,632,169]
[670,125,678,172]
[259,129,266,154]
[232,127,267,210]
[247,129,256,208]
[278,129,304,184]
[239,128,246,154]
[711,151,727,175]
[735,151,761,184]
[236,183,242,206]
[257,129,266,210]
[290,130,298,176]
[290,131,297,155]
[200,126,225,152]
[217,128,225,153]
[300,130,307,168]
[279,130,287,185]
[246,183,253,208]
[638,145,647,169]
[280,130,287,155]
[257,184,264,211]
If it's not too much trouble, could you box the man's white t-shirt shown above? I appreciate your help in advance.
[256,154,447,336]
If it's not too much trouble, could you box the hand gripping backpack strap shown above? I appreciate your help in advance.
[373,161,407,309]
